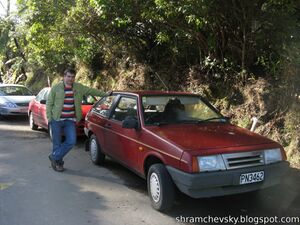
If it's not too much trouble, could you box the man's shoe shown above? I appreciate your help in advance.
[56,161,65,172]
[48,154,64,172]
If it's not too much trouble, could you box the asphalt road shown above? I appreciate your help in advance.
[0,116,300,225]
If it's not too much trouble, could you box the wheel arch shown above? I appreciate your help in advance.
[143,154,164,177]
[86,129,94,138]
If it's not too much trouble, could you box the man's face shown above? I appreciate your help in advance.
[63,72,75,86]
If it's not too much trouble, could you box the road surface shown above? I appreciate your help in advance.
[0,116,299,225]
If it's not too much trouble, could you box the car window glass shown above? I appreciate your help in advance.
[111,97,137,122]
[44,89,50,100]
[0,86,32,96]
[142,95,222,125]
[93,95,116,117]
[36,89,46,101]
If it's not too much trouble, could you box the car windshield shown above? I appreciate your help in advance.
[142,95,225,125]
[0,86,33,96]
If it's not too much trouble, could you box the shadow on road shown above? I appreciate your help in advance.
[90,155,300,221]
[2,116,299,224]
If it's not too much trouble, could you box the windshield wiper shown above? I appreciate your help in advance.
[149,117,227,125]
[197,117,227,123]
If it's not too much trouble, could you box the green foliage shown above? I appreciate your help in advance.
[0,0,298,166]
[0,0,299,83]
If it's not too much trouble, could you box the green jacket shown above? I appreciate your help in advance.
[46,81,106,122]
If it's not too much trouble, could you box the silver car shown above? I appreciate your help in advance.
[0,84,35,116]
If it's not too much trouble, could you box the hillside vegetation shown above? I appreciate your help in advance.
[0,0,299,167]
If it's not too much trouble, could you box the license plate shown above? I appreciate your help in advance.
[240,171,264,185]
[19,107,28,113]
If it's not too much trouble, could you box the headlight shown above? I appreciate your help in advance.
[197,155,226,172]
[264,148,282,164]
[6,102,17,108]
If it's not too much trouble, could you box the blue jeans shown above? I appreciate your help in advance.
[50,120,77,162]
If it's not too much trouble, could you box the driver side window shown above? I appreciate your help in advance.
[111,96,137,122]
[93,95,116,117]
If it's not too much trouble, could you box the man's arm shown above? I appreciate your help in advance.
[79,83,108,97]
[46,88,55,121]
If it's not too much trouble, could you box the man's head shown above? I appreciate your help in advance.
[63,68,76,87]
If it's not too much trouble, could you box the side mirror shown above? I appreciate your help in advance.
[122,116,139,130]
[40,99,47,104]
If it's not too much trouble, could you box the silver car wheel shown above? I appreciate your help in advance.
[150,173,161,203]
[29,113,34,127]
[90,138,98,162]
[29,112,38,130]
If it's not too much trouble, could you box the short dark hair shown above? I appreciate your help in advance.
[63,68,76,76]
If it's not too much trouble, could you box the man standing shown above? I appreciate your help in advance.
[46,68,108,172]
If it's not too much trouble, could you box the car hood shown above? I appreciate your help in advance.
[146,123,275,151]
[0,95,35,104]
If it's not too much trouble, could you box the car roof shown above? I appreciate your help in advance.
[112,90,197,96]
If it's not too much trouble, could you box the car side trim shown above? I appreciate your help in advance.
[88,122,181,161]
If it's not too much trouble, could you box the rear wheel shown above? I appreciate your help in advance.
[29,112,38,130]
[147,164,175,211]
[89,134,105,165]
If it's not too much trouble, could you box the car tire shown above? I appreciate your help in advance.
[147,164,175,211]
[89,134,105,165]
[29,112,38,130]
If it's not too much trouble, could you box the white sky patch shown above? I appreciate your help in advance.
[0,0,17,16]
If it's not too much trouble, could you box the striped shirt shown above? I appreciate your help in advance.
[60,86,75,120]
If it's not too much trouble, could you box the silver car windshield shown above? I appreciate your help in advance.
[142,95,225,125]
[0,86,32,96]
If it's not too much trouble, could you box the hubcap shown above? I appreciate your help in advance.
[90,138,98,161]
[150,173,160,203]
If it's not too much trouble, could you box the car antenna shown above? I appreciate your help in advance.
[154,72,169,91]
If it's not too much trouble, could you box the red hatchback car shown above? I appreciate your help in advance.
[28,87,95,136]
[84,91,289,211]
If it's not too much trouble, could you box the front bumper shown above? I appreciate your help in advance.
[0,107,28,116]
[166,161,289,198]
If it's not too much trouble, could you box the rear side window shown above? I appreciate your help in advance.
[93,95,116,117]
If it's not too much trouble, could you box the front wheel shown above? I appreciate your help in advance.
[89,134,105,165]
[29,112,38,130]
[147,164,175,211]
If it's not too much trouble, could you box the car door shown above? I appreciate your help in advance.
[31,89,46,126]
[104,95,140,171]
[38,89,49,129]
[88,95,117,155]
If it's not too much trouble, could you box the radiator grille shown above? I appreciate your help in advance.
[15,102,29,107]
[222,151,264,170]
